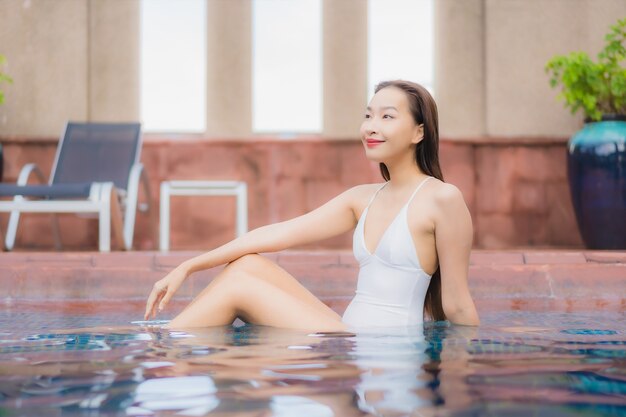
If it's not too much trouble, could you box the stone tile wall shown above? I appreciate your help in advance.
[0,136,583,250]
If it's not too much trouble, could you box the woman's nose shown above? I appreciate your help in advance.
[363,120,377,135]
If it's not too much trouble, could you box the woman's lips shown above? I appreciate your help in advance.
[365,138,385,148]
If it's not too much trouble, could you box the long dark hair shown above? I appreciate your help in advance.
[374,80,446,322]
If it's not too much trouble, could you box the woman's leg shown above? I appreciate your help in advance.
[167,254,346,332]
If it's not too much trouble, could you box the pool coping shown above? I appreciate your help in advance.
[0,250,624,307]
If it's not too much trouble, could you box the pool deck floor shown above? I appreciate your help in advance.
[1,249,625,315]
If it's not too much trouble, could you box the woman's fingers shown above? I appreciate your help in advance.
[158,289,175,312]
[145,284,166,320]
[151,290,165,319]
[146,287,161,319]
[145,268,185,320]
[159,291,172,311]
[144,290,157,320]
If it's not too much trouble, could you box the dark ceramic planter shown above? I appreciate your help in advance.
[567,114,626,249]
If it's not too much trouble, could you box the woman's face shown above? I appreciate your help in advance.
[360,86,424,163]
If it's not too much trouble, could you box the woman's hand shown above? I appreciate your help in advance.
[144,264,189,320]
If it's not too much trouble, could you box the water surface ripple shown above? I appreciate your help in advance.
[0,307,625,416]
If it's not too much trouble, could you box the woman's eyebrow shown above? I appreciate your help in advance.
[366,106,398,111]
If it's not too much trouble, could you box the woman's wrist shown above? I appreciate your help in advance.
[178,259,196,276]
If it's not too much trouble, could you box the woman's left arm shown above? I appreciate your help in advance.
[434,183,480,326]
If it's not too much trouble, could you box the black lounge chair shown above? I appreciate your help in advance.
[0,122,152,251]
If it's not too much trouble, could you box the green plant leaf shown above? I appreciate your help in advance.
[545,17,626,119]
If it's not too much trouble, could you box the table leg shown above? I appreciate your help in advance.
[159,182,171,252]
[236,183,248,237]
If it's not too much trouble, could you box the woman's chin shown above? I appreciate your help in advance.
[363,150,385,163]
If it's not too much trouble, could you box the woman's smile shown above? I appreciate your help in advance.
[365,137,385,148]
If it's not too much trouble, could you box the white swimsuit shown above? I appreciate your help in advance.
[342,177,433,328]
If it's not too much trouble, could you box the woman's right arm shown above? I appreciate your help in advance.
[144,185,366,319]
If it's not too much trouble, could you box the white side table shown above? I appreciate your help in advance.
[159,180,248,252]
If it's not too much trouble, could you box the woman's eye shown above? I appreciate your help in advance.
[383,114,393,119]
[364,114,371,119]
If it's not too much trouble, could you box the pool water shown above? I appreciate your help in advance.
[0,303,625,416]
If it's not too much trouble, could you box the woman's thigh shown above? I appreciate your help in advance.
[172,270,346,331]
[170,254,346,331]
[232,272,347,331]
[223,254,341,321]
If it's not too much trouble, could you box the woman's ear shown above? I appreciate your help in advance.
[411,124,425,145]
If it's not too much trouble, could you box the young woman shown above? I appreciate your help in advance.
[145,80,480,331]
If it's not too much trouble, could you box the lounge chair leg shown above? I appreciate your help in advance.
[98,184,111,252]
[110,187,125,250]
[98,210,110,252]
[5,205,21,251]
[124,163,152,250]
[51,214,62,251]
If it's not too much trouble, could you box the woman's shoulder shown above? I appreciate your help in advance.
[427,179,469,214]
[427,179,463,199]
[342,183,387,206]
[344,183,386,195]
[345,179,467,208]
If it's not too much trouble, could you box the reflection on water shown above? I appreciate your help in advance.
[0,310,625,416]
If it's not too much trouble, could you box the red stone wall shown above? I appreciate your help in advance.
[0,135,583,251]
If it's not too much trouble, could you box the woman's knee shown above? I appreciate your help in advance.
[207,254,267,292]
[225,253,269,274]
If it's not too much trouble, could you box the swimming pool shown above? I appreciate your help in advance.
[0,301,625,416]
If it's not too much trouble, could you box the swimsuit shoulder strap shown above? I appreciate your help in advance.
[406,176,432,207]
[366,182,388,208]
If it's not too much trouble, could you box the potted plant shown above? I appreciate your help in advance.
[545,17,626,249]
[0,54,12,182]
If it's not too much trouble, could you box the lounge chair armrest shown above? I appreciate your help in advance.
[16,163,46,186]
